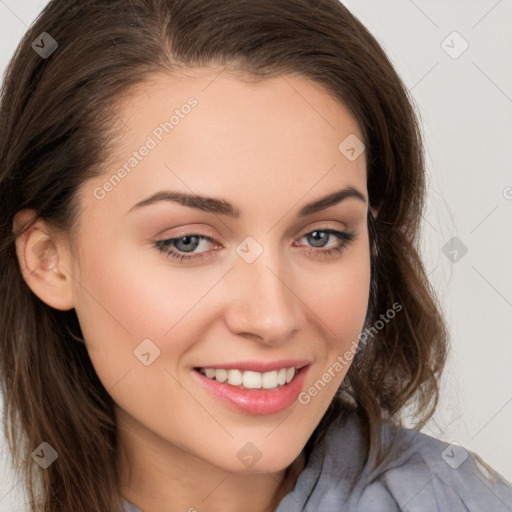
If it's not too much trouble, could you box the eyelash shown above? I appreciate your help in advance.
[154,227,357,263]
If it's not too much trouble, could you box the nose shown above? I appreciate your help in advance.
[222,241,304,345]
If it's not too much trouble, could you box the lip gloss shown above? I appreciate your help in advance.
[192,365,310,415]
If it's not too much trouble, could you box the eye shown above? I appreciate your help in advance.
[154,228,356,263]
[296,228,356,259]
[154,233,218,263]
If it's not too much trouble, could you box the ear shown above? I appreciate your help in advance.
[12,209,75,311]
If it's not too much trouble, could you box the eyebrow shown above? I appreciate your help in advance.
[128,186,367,217]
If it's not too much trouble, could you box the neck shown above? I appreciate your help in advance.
[116,410,306,512]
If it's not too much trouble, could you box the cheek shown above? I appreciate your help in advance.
[73,239,180,337]
[293,246,371,433]
[70,244,172,385]
[332,262,371,336]
[308,240,371,348]
[71,241,221,386]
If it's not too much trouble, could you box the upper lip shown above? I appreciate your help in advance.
[195,359,311,373]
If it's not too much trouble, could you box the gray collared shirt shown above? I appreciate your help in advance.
[121,411,512,511]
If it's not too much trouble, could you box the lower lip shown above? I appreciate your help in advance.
[192,365,310,415]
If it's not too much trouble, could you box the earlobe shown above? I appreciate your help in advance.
[13,209,75,311]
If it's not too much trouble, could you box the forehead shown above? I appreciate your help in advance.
[80,68,367,221]
[115,67,364,145]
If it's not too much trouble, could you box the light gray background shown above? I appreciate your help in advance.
[1,0,511,510]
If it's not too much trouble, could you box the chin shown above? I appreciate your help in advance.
[216,439,305,475]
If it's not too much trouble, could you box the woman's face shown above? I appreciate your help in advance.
[67,68,371,473]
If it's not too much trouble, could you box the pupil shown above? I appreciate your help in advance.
[176,235,199,252]
[309,231,327,248]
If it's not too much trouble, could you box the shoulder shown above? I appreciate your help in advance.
[307,411,512,511]
[353,418,512,511]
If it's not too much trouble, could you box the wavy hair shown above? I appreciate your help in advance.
[0,1,449,510]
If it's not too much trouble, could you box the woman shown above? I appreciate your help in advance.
[0,1,510,511]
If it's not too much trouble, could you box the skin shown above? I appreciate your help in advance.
[13,68,373,512]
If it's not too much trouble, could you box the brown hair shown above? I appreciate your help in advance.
[0,1,449,510]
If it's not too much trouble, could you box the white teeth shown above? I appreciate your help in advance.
[242,371,262,389]
[227,369,243,386]
[215,369,228,382]
[262,370,278,389]
[205,368,216,379]
[200,367,297,390]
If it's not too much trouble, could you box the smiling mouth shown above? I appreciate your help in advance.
[195,366,300,390]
